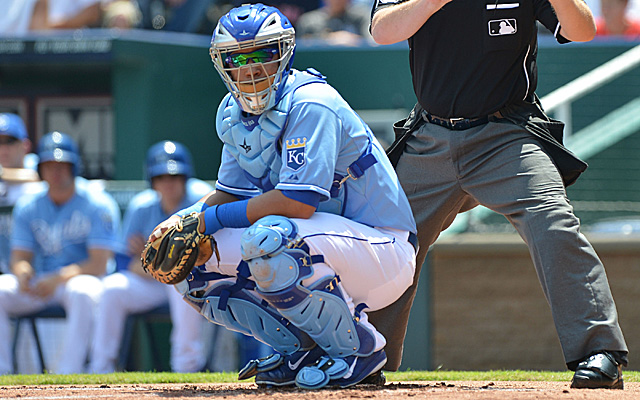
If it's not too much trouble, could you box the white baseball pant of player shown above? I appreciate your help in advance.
[200,211,416,351]
[0,273,102,374]
[90,271,206,373]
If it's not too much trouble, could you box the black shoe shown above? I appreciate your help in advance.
[570,352,624,389]
[359,370,386,386]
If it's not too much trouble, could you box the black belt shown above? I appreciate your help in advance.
[423,110,503,130]
[408,231,419,254]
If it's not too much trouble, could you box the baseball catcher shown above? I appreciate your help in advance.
[143,3,417,390]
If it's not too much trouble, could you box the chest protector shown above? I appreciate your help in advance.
[218,70,326,191]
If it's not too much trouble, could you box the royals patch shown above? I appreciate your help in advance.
[286,137,307,171]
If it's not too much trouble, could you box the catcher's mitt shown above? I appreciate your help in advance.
[141,213,215,284]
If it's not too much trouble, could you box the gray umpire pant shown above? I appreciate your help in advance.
[369,118,628,370]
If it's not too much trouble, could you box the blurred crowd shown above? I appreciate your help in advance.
[2,0,639,45]
[0,0,377,45]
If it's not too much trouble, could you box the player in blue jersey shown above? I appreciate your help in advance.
[0,113,44,275]
[0,132,119,374]
[90,141,212,373]
[147,3,417,389]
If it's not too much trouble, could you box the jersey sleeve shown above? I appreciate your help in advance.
[275,102,341,202]
[215,146,262,197]
[87,200,119,251]
[534,0,571,43]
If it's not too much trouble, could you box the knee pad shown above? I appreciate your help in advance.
[240,215,313,293]
[176,269,314,355]
[241,216,375,358]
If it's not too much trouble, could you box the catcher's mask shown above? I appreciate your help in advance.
[210,3,295,115]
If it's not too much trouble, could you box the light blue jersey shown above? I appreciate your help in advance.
[215,69,416,233]
[117,178,213,261]
[0,181,46,273]
[11,183,120,276]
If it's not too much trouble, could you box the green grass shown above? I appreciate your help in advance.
[1,370,638,386]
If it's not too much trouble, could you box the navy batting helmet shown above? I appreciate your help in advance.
[37,131,82,176]
[146,140,194,181]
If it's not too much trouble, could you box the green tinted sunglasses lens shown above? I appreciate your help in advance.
[226,48,278,67]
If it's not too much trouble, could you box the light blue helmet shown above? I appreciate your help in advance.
[37,131,82,176]
[210,3,296,115]
[0,113,27,140]
[146,140,194,181]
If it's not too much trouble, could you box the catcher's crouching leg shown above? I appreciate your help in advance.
[241,216,387,390]
[175,268,316,383]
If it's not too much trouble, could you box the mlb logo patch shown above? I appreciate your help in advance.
[488,19,517,36]
[286,137,307,171]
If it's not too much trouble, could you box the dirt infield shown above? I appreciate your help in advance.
[2,381,639,399]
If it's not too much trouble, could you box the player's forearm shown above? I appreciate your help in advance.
[61,249,111,280]
[202,189,238,207]
[11,259,33,277]
[549,0,596,42]
[371,0,451,45]
[197,190,315,235]
[247,190,316,222]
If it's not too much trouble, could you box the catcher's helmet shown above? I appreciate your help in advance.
[210,3,295,115]
[37,131,82,176]
[0,113,27,140]
[146,140,194,181]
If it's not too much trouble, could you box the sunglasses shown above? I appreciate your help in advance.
[224,47,279,68]
[0,136,19,145]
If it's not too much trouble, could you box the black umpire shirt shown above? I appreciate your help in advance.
[371,0,570,119]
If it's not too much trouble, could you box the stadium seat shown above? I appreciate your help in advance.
[117,303,171,371]
[11,305,67,373]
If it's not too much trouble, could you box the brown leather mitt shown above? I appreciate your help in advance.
[141,213,215,284]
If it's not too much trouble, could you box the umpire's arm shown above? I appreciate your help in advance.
[548,0,596,42]
[370,0,452,45]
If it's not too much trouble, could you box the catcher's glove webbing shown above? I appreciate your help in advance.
[141,213,216,284]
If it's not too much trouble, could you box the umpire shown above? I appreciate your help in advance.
[368,0,628,390]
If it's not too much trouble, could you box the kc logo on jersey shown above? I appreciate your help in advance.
[286,137,307,171]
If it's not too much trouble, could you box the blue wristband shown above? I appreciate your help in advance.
[203,205,223,235]
[173,201,208,218]
[217,200,250,228]
[202,200,250,235]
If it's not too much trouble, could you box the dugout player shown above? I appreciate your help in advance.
[0,131,119,374]
[0,113,43,275]
[90,141,212,373]
[369,0,628,390]
[147,3,417,389]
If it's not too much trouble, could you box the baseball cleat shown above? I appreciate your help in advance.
[255,346,325,387]
[359,369,387,386]
[238,353,283,381]
[295,349,387,390]
[570,352,623,389]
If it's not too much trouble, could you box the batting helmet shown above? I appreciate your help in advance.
[37,131,82,176]
[0,113,27,140]
[146,140,194,181]
[210,3,296,115]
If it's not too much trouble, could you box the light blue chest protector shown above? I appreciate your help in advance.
[218,70,326,191]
